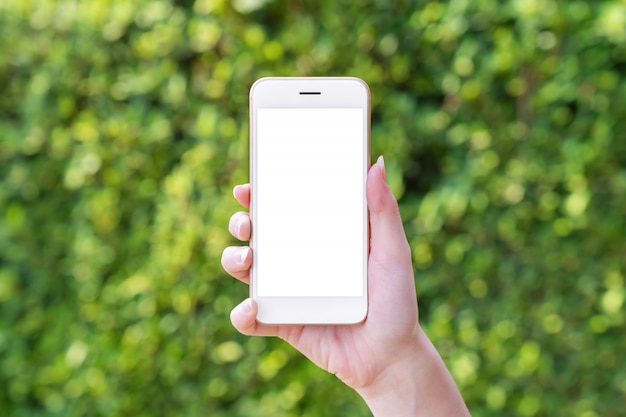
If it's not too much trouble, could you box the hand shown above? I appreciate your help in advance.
[222,156,418,388]
[222,156,471,416]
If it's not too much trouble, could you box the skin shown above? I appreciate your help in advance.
[222,156,471,417]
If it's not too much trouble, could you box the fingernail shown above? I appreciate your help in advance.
[233,185,240,199]
[234,298,253,315]
[377,155,386,181]
[236,217,244,236]
[239,247,250,264]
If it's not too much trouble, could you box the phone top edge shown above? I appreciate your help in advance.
[250,76,369,86]
[250,76,370,101]
[251,76,368,82]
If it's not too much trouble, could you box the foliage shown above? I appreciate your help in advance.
[1,0,625,416]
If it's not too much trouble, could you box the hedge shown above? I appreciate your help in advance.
[1,0,625,416]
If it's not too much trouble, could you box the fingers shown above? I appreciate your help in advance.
[229,184,281,337]
[230,298,282,337]
[366,156,412,264]
[229,211,251,241]
[233,184,251,209]
[224,188,252,283]
[221,246,252,283]
[230,299,257,333]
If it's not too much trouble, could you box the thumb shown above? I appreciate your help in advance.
[367,156,411,263]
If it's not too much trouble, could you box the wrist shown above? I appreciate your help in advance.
[356,326,470,417]
[355,326,431,416]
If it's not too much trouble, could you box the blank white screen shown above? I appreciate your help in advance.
[256,108,365,297]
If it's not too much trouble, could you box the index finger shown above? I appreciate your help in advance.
[233,184,250,209]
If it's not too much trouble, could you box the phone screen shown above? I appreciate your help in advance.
[255,108,366,297]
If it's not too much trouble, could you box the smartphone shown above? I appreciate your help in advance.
[249,77,370,324]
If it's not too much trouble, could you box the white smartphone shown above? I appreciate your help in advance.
[249,77,370,325]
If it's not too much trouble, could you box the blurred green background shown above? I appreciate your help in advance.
[1,0,625,416]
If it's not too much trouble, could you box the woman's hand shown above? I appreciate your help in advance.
[221,157,471,416]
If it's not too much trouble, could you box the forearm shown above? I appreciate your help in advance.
[356,327,471,417]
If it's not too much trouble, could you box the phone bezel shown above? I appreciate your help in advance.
[249,77,371,325]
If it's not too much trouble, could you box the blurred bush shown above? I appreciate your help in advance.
[1,0,625,416]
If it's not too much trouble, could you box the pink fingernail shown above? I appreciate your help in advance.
[236,218,244,236]
[377,155,386,180]
[239,247,250,264]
